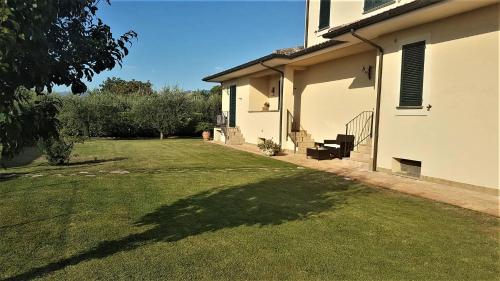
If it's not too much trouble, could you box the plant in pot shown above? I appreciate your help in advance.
[262,102,270,111]
[196,122,213,141]
[257,139,281,156]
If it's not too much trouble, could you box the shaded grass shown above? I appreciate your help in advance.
[0,139,498,280]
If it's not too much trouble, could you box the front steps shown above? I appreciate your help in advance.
[289,130,315,154]
[348,138,372,163]
[224,127,245,145]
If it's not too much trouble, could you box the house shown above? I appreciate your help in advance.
[203,0,499,196]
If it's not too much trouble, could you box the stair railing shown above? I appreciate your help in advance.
[216,111,229,143]
[345,110,374,151]
[216,111,228,128]
[286,110,300,153]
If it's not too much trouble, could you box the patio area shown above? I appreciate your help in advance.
[213,142,499,217]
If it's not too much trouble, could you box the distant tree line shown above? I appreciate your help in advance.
[99,77,154,95]
[58,80,222,140]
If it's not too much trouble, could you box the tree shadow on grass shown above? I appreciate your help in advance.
[0,147,41,168]
[5,171,371,280]
[0,213,73,230]
[65,157,128,166]
[0,157,127,184]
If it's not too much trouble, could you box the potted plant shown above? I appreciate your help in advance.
[257,139,281,156]
[262,102,270,111]
[196,122,213,141]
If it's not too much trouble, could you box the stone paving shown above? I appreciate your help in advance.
[212,142,500,217]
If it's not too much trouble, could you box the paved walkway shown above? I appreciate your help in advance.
[211,142,499,217]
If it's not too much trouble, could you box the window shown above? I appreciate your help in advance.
[318,0,330,30]
[364,0,394,12]
[399,41,426,107]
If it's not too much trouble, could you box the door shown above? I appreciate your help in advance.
[229,85,236,127]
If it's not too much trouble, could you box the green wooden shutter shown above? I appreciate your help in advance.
[318,0,330,29]
[364,0,393,12]
[399,41,425,107]
[229,85,236,127]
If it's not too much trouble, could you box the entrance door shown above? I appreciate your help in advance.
[229,85,236,127]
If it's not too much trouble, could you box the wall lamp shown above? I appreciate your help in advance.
[362,65,372,80]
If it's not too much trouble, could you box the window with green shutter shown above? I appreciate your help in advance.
[318,0,330,30]
[364,0,394,12]
[399,41,426,107]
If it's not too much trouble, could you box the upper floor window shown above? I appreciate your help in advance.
[364,0,394,13]
[318,0,331,30]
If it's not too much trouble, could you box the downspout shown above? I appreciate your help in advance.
[350,29,383,172]
[260,62,285,147]
[304,0,310,48]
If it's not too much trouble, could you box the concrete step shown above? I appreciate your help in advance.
[296,147,308,154]
[349,151,371,163]
[356,144,371,154]
[296,136,313,142]
[228,137,244,142]
[291,131,310,137]
[297,141,315,148]
[227,138,245,145]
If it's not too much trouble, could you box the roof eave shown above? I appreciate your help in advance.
[202,53,289,83]
[202,40,344,83]
[322,0,446,39]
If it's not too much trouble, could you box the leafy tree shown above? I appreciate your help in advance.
[134,88,191,139]
[38,137,74,165]
[189,85,222,133]
[0,88,61,159]
[58,95,92,140]
[99,77,153,95]
[0,0,136,157]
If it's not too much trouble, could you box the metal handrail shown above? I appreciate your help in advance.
[286,110,299,153]
[216,111,229,127]
[345,110,374,151]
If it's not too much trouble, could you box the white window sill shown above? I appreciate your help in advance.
[394,106,428,116]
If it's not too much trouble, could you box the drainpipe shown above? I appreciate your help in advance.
[260,62,284,147]
[304,0,310,48]
[350,29,384,172]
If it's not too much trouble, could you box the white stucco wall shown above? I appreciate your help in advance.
[222,78,281,144]
[307,0,418,47]
[375,5,499,189]
[294,50,377,142]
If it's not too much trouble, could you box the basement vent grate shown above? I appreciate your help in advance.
[392,158,421,178]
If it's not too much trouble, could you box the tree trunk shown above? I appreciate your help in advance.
[160,132,164,140]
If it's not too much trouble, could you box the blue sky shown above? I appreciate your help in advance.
[56,0,305,92]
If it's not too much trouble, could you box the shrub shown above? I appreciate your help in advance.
[257,139,281,156]
[38,137,74,165]
[195,121,213,133]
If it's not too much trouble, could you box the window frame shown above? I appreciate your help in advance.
[318,0,331,31]
[399,40,426,108]
[363,0,395,14]
[393,34,432,116]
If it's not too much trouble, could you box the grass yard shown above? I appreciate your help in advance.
[0,139,498,280]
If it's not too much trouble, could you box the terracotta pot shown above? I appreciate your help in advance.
[202,130,211,141]
[263,149,275,157]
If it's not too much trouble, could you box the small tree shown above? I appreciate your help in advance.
[134,88,191,139]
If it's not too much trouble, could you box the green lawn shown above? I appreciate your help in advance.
[0,139,498,280]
